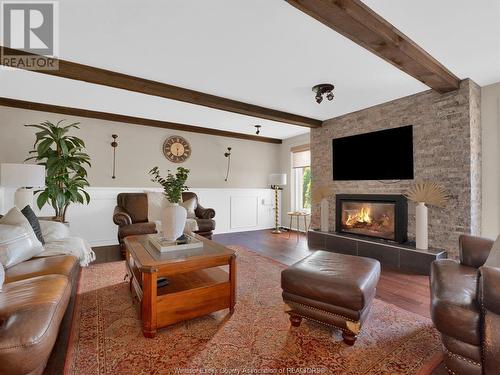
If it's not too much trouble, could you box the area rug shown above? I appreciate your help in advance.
[64,246,441,375]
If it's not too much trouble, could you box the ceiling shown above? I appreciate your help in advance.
[1,0,499,140]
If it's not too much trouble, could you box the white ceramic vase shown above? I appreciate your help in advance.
[415,202,428,250]
[320,198,329,232]
[161,203,187,241]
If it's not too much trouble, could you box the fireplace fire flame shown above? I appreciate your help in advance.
[345,206,372,227]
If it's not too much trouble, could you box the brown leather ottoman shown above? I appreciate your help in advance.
[281,250,381,345]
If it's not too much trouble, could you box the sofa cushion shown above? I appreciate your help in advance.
[21,205,45,244]
[431,260,481,345]
[5,255,78,284]
[0,275,70,375]
[281,250,380,312]
[118,222,157,238]
[117,193,148,223]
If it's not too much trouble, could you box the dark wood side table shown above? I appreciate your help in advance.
[124,234,236,338]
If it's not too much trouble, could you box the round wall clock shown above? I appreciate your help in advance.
[163,135,191,163]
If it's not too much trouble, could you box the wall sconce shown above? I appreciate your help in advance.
[224,147,232,182]
[111,134,118,179]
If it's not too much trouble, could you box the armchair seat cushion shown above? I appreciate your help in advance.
[118,222,157,239]
[431,260,481,345]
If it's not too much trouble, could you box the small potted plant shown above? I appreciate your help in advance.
[149,166,190,241]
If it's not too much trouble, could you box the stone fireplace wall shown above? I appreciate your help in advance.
[311,79,481,259]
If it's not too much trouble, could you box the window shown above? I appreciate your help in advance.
[291,145,311,212]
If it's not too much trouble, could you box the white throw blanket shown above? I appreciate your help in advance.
[35,220,96,267]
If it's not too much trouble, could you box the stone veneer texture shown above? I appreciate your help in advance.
[311,79,481,259]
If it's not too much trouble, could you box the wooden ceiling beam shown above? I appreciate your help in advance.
[0,46,322,128]
[286,0,460,93]
[0,97,283,144]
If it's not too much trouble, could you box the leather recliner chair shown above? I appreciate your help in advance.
[113,192,215,255]
[430,234,500,375]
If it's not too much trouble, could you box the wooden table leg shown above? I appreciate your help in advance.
[229,254,237,314]
[142,272,157,338]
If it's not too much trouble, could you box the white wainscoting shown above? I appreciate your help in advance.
[0,187,279,247]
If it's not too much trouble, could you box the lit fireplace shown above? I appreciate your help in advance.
[336,194,408,243]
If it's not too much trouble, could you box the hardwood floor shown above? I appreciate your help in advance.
[213,229,432,319]
[94,229,432,319]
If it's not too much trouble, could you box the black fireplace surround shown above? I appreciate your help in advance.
[335,194,408,243]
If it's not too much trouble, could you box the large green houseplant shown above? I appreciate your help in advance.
[25,120,91,222]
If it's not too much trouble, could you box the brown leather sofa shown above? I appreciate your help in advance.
[0,255,80,375]
[431,234,500,375]
[113,192,216,254]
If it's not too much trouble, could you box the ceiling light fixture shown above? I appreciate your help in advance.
[254,125,262,135]
[312,83,335,104]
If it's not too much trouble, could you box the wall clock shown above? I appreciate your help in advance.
[163,135,191,163]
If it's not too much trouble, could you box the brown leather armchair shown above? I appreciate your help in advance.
[113,192,216,254]
[430,234,500,375]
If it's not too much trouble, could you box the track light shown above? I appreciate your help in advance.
[254,125,261,135]
[312,83,335,104]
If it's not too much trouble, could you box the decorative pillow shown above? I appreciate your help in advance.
[39,220,71,242]
[0,261,4,291]
[484,234,500,268]
[145,191,167,222]
[0,207,43,248]
[21,205,45,244]
[0,224,43,268]
[180,198,197,219]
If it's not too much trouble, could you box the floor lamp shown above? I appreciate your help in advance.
[269,173,287,234]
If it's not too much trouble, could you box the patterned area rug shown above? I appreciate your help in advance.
[65,246,440,375]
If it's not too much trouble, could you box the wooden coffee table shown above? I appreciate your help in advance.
[124,234,236,338]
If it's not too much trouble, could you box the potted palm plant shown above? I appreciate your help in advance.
[25,120,91,222]
[149,166,190,241]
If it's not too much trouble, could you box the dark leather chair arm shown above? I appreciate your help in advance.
[113,206,132,226]
[459,234,493,268]
[480,266,500,315]
[195,203,215,220]
[480,266,500,372]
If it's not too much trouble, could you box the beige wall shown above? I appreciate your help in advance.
[481,82,500,238]
[279,132,310,229]
[0,106,281,188]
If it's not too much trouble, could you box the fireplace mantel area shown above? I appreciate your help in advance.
[310,79,482,262]
[308,194,446,275]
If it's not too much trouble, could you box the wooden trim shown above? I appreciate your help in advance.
[0,46,322,128]
[0,97,283,144]
[286,0,460,93]
[290,143,310,153]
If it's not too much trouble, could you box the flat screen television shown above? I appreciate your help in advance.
[332,125,414,181]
